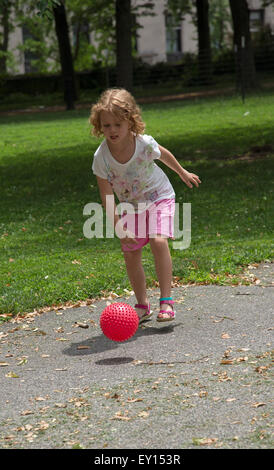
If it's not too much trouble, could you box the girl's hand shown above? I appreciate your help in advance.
[180,170,201,188]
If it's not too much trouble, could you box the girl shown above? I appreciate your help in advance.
[90,88,201,323]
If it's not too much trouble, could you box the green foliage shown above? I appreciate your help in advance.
[66,0,117,68]
[165,0,192,21]
[209,0,232,53]
[36,0,61,19]
[261,0,274,6]
[16,4,60,73]
[1,0,156,74]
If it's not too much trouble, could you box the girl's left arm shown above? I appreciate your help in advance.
[158,145,201,188]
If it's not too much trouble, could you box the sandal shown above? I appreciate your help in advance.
[135,303,152,324]
[157,297,175,322]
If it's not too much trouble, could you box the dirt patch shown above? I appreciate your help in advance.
[0,87,234,117]
[229,144,273,162]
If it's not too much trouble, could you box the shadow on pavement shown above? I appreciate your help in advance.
[63,322,182,357]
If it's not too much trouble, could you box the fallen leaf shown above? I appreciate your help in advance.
[4,435,15,441]
[18,358,28,365]
[218,371,232,382]
[74,322,89,329]
[36,421,49,430]
[111,393,120,400]
[26,432,37,442]
[21,410,33,416]
[193,437,218,446]
[80,416,88,421]
[221,333,230,339]
[252,402,266,408]
[55,327,64,333]
[0,362,9,367]
[236,356,248,362]
[5,371,19,378]
[14,426,25,432]
[32,328,47,335]
[111,411,131,421]
[255,366,268,374]
[138,411,149,418]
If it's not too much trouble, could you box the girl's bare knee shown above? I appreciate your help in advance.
[149,236,169,249]
[123,248,142,264]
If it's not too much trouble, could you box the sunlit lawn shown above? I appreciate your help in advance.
[0,91,273,317]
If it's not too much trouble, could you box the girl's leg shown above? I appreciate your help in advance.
[123,247,149,318]
[149,237,173,319]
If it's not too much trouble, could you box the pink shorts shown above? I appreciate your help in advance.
[121,198,175,252]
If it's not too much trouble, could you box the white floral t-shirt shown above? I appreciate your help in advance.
[92,134,175,208]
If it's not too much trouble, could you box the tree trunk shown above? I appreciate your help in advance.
[53,0,78,110]
[229,0,257,90]
[196,0,212,85]
[115,0,133,91]
[0,1,10,74]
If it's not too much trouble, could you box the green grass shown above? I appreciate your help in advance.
[0,91,273,317]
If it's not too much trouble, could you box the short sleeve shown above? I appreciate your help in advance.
[142,134,161,160]
[92,148,108,180]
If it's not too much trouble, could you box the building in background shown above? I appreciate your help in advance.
[2,0,274,75]
[135,0,274,65]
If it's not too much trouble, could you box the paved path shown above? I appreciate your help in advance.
[0,262,273,450]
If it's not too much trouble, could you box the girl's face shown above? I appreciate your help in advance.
[100,111,131,145]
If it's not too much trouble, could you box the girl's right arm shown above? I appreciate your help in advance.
[96,176,120,227]
[96,176,138,247]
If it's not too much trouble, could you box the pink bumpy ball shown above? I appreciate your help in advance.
[100,302,139,342]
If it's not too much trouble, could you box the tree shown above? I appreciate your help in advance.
[67,0,116,74]
[229,0,257,89]
[29,0,77,108]
[209,0,232,54]
[165,0,212,84]
[115,0,132,91]
[0,0,18,73]
[52,0,77,109]
[195,0,212,84]
[165,0,191,20]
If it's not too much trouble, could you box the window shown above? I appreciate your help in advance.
[165,14,182,55]
[249,9,264,32]
[22,26,39,73]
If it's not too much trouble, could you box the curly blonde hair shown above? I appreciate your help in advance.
[90,88,145,137]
